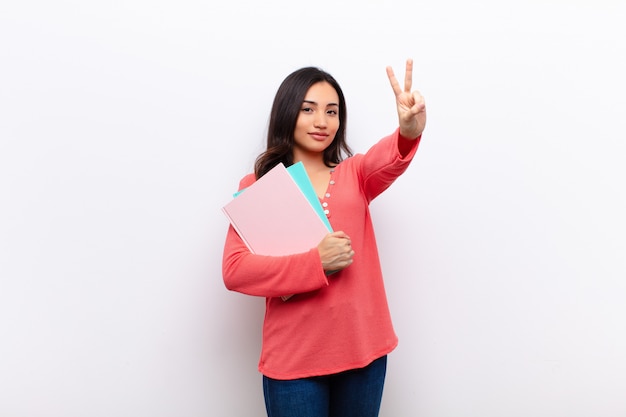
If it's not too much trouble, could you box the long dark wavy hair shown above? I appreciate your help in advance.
[254,67,352,179]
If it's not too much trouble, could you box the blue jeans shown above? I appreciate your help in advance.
[263,356,387,417]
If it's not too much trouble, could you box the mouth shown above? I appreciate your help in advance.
[309,132,329,141]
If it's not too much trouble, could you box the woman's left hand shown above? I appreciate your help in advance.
[386,59,426,139]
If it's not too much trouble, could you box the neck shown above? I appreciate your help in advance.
[293,150,326,171]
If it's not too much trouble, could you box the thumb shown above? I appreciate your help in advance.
[330,230,350,240]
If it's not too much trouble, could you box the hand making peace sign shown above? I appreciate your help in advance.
[386,59,426,139]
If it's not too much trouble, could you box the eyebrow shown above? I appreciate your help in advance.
[303,100,339,107]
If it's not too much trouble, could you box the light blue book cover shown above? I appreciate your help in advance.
[286,162,333,232]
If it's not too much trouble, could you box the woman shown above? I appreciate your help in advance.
[222,59,426,417]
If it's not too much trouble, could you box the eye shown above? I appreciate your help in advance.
[326,109,338,116]
[301,107,313,113]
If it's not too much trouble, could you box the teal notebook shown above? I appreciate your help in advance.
[286,162,332,232]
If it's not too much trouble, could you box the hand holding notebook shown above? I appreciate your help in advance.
[222,163,333,300]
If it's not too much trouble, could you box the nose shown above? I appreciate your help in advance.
[314,112,327,128]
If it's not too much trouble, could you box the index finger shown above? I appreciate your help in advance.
[386,65,402,97]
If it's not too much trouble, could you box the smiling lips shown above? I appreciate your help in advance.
[309,132,329,141]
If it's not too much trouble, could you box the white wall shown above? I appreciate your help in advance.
[1,0,625,416]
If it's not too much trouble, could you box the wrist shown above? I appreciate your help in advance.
[399,128,420,140]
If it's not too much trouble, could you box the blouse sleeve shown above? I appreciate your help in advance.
[221,175,330,298]
[357,128,421,203]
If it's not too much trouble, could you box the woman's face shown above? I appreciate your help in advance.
[293,81,340,158]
